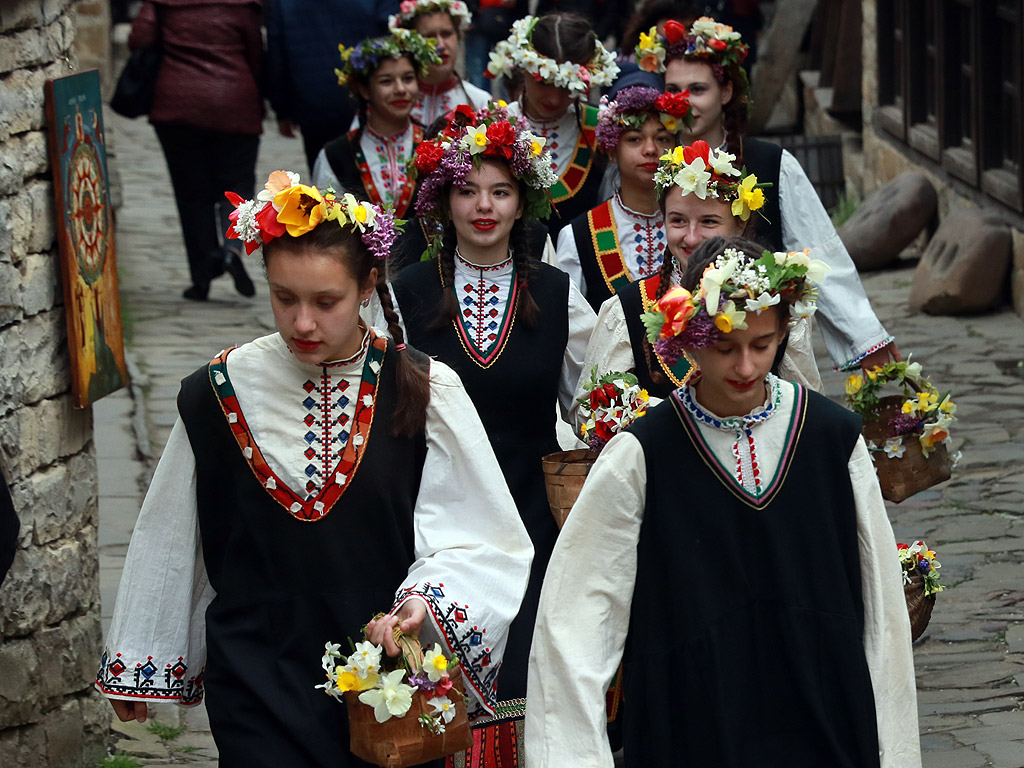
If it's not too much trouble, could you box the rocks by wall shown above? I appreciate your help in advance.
[0,0,108,764]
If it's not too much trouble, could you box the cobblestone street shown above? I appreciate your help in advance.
[96,109,1024,766]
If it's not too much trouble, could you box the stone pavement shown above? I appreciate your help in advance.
[94,108,1024,766]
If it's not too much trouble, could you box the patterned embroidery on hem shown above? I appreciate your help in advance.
[444,256,519,369]
[639,274,696,386]
[208,333,387,522]
[95,648,204,705]
[548,105,598,203]
[394,583,498,717]
[836,335,896,372]
[587,200,632,298]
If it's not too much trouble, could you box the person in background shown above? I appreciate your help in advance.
[266,0,399,173]
[637,16,900,373]
[128,0,262,302]
[389,0,491,126]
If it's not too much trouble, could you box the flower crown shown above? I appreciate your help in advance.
[412,101,558,224]
[484,16,619,98]
[655,140,769,221]
[225,171,400,262]
[641,247,829,365]
[388,0,472,33]
[635,17,748,73]
[336,29,441,87]
[596,86,693,152]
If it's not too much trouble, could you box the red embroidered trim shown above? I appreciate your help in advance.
[356,124,424,218]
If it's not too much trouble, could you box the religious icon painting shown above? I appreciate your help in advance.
[45,69,129,408]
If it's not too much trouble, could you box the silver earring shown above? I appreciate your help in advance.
[361,298,370,308]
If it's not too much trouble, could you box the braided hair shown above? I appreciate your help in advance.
[263,223,430,437]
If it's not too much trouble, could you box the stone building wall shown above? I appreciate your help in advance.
[0,0,109,765]
[857,0,1024,319]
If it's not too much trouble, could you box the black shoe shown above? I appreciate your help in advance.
[225,254,256,297]
[183,283,210,301]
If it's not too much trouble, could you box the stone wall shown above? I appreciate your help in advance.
[0,0,109,765]
[857,0,1024,319]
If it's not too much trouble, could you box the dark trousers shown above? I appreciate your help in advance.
[155,124,260,287]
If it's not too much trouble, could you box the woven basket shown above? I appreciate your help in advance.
[862,395,952,503]
[346,664,472,768]
[541,449,596,529]
[904,570,936,642]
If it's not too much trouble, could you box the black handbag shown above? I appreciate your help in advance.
[110,9,161,118]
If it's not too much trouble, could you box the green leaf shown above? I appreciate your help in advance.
[640,311,665,344]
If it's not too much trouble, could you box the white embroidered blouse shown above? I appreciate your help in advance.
[507,101,579,181]
[412,77,491,127]
[97,331,533,716]
[526,377,922,768]
[551,191,667,295]
[311,123,417,208]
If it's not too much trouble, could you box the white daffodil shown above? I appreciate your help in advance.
[708,148,740,177]
[358,669,414,723]
[463,124,489,155]
[745,291,781,315]
[790,299,817,319]
[883,437,906,459]
[804,258,831,284]
[904,361,923,380]
[422,643,449,683]
[700,258,739,315]
[673,158,713,199]
[349,641,383,677]
[427,695,457,724]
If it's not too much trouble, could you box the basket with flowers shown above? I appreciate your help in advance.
[898,540,944,641]
[845,359,958,503]
[542,368,649,529]
[318,622,471,767]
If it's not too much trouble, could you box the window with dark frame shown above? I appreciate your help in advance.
[876,0,1024,212]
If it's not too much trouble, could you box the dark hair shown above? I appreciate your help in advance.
[620,1,701,53]
[262,224,430,438]
[432,159,540,330]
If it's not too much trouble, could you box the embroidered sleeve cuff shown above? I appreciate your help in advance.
[393,584,498,718]
[95,647,205,706]
[836,336,895,372]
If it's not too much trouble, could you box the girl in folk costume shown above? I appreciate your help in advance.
[527,236,922,768]
[96,173,533,768]
[553,74,692,310]
[486,13,620,237]
[636,17,902,373]
[580,139,823,412]
[389,0,491,126]
[312,29,440,219]
[385,104,596,767]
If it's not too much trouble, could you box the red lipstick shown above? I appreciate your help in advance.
[472,219,497,231]
[292,339,321,352]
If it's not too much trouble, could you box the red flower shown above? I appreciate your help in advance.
[594,420,614,442]
[602,383,619,402]
[415,140,445,173]
[682,140,711,166]
[485,120,516,159]
[589,388,610,409]
[434,675,453,697]
[254,201,286,240]
[708,38,727,52]
[654,91,690,118]
[455,104,475,122]
[664,19,687,44]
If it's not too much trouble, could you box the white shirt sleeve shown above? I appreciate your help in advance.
[96,418,214,706]
[778,150,892,369]
[559,279,598,418]
[553,224,587,296]
[777,317,824,393]
[392,360,534,718]
[849,437,923,768]
[311,148,344,193]
[526,432,646,768]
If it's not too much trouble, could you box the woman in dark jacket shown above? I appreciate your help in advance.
[129,0,264,301]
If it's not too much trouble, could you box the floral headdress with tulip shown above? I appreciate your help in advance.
[225,171,400,262]
[596,86,693,153]
[336,29,442,87]
[635,17,751,107]
[413,101,558,225]
[388,0,472,33]
[655,140,769,222]
[641,247,829,365]
[484,16,619,98]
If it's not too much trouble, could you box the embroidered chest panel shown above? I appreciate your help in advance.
[448,257,519,368]
[208,338,387,522]
[355,125,423,218]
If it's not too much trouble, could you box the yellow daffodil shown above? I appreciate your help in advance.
[668,145,687,165]
[866,366,882,381]
[497,99,508,108]
[845,374,863,396]
[422,644,449,683]
[659,113,678,132]
[274,184,325,236]
[901,400,918,415]
[731,174,765,221]
[638,28,656,53]
[714,300,747,333]
[336,667,379,692]
[463,124,489,154]
[939,396,956,415]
